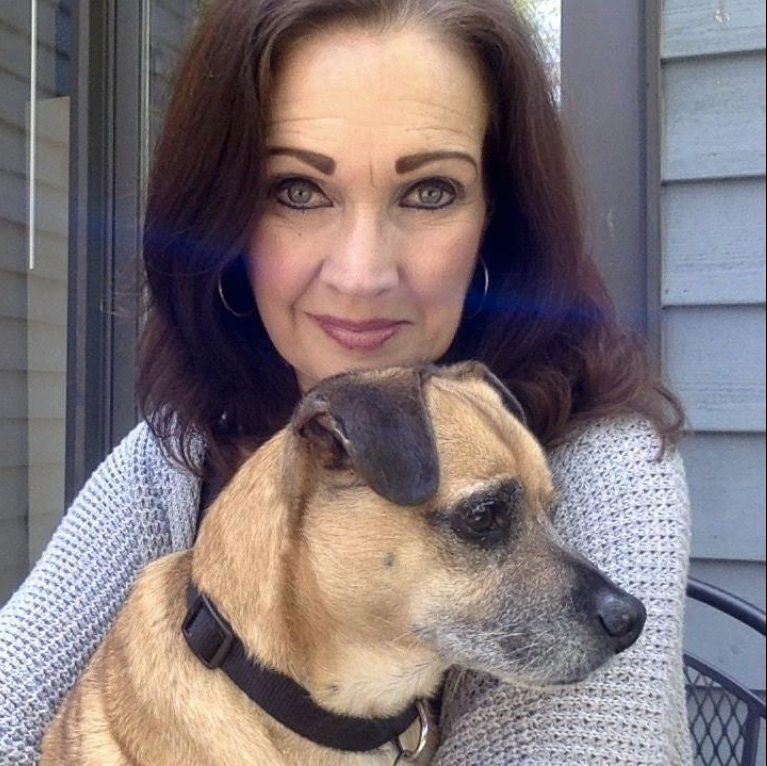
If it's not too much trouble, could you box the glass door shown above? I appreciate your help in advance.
[0,1,73,605]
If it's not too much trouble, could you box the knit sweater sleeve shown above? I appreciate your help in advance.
[0,422,199,766]
[433,416,693,766]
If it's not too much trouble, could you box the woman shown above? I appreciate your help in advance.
[0,0,692,763]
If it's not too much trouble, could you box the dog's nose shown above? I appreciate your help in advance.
[594,590,647,653]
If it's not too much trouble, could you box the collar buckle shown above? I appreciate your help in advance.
[182,591,235,669]
[393,699,430,764]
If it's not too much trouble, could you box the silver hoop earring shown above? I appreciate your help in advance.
[464,258,490,320]
[218,273,255,318]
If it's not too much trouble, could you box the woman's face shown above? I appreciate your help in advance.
[246,24,490,392]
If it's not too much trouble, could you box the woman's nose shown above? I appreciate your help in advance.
[319,209,400,297]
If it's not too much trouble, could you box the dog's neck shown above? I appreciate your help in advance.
[191,433,446,721]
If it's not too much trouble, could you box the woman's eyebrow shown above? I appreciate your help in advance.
[395,151,478,174]
[266,147,478,176]
[267,147,336,175]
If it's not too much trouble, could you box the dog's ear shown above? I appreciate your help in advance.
[295,398,355,472]
[293,371,439,506]
[440,361,527,427]
[477,366,527,428]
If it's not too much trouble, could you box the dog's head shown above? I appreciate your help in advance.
[284,361,645,688]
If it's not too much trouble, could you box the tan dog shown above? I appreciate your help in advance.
[41,362,646,766]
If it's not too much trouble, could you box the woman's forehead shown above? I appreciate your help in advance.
[266,25,489,149]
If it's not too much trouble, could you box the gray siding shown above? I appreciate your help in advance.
[682,433,766,561]
[658,0,766,698]
[662,179,765,305]
[663,0,766,57]
[664,306,765,431]
[663,52,765,180]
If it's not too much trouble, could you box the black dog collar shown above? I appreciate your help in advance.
[182,583,421,753]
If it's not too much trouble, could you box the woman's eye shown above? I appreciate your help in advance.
[269,176,458,212]
[272,178,330,210]
[402,179,457,210]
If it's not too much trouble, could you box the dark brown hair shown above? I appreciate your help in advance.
[138,0,683,485]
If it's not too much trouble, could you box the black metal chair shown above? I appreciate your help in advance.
[685,577,766,765]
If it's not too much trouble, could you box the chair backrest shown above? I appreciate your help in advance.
[685,577,766,766]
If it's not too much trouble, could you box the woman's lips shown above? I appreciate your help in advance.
[311,315,407,351]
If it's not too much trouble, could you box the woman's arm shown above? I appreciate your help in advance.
[0,422,199,765]
[434,416,693,766]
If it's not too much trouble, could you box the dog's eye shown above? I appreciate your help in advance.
[452,500,510,547]
[465,504,496,532]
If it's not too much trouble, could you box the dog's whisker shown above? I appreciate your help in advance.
[476,628,526,640]
[388,630,422,645]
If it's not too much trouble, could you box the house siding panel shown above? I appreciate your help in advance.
[664,306,766,432]
[679,433,766,560]
[663,0,766,58]
[662,178,766,305]
[663,52,766,181]
[659,0,766,708]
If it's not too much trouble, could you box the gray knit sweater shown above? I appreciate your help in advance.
[0,416,693,765]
